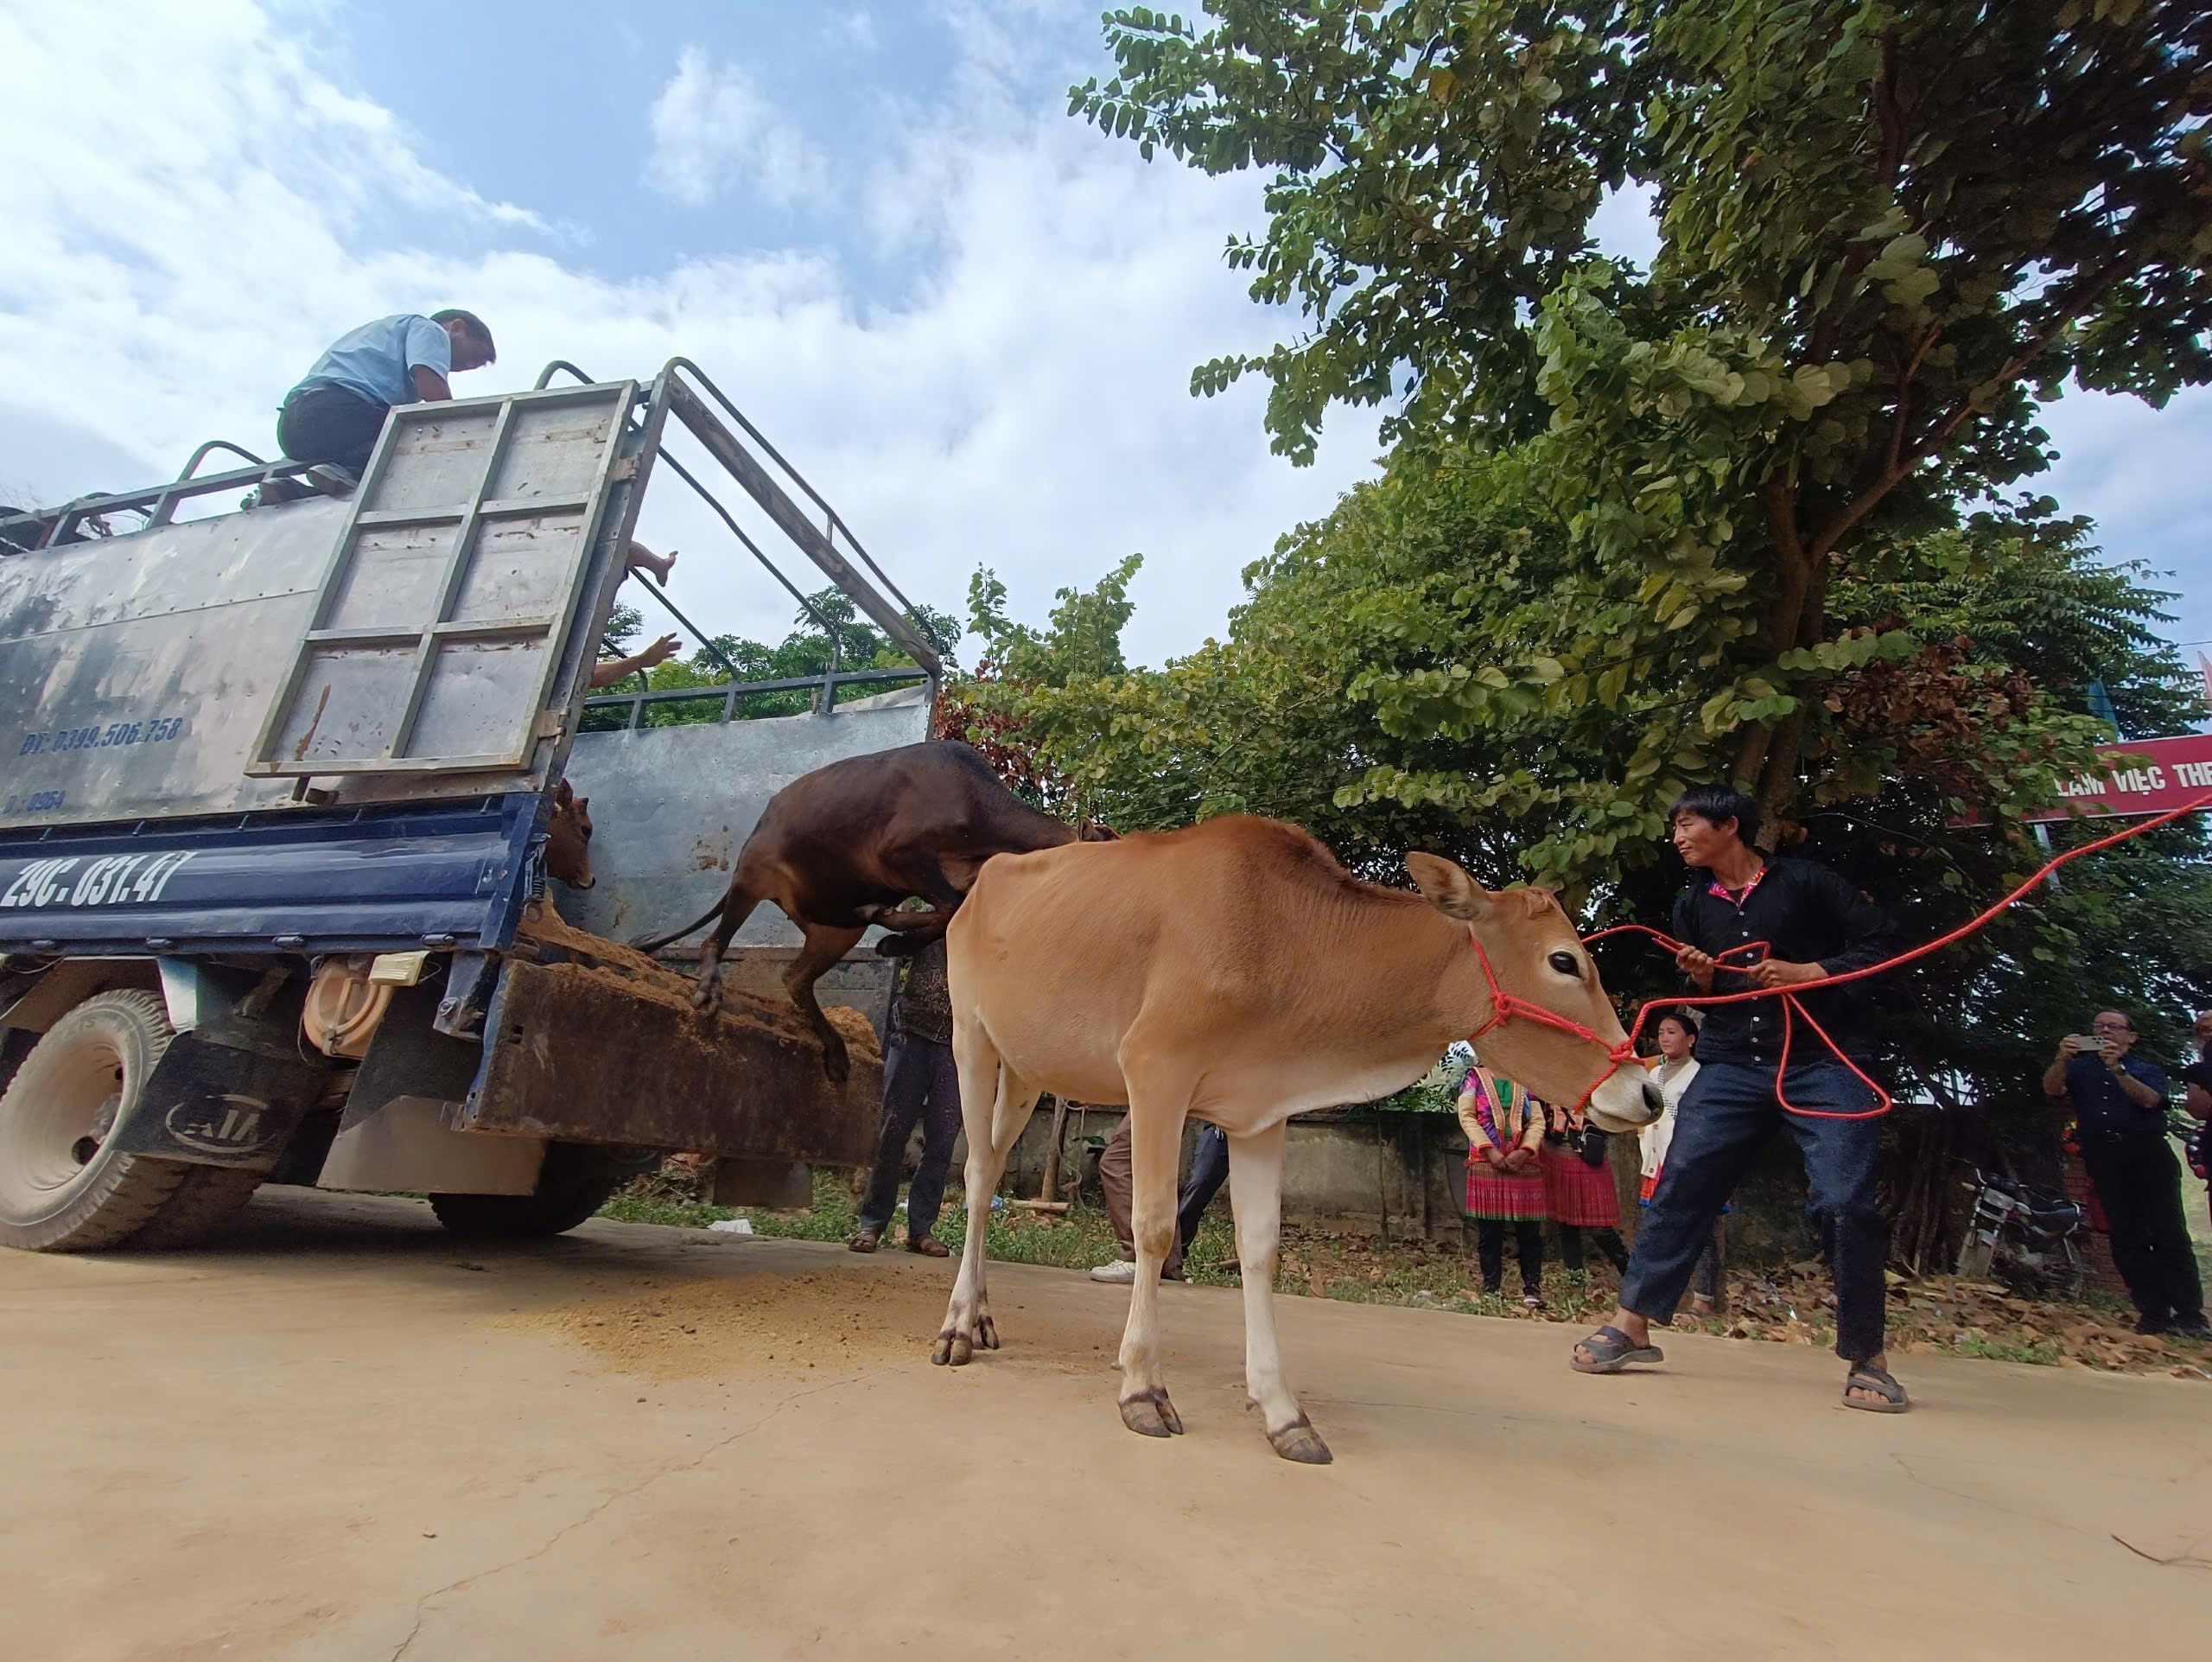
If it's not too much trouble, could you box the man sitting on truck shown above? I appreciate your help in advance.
[276,310,498,487]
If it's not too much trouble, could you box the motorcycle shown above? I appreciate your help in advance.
[1955,1168,2088,1299]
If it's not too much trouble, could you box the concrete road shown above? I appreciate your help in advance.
[3,1191,2206,1662]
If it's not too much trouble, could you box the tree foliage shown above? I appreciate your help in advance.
[957,455,2207,1105]
[1075,0,2212,813]
[582,589,958,729]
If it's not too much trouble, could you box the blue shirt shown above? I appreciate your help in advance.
[286,315,450,410]
[2063,1052,2169,1137]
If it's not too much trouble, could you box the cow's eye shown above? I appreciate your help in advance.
[1548,951,1581,977]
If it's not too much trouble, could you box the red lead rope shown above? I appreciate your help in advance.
[1466,790,2212,1121]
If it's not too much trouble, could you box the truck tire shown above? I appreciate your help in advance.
[0,990,189,1251]
[135,1167,266,1248]
[428,1143,635,1240]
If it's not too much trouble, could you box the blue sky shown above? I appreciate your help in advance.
[332,1,982,291]
[2,0,2206,698]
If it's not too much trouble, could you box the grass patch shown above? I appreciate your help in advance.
[1953,1334,2064,1366]
[597,1194,740,1230]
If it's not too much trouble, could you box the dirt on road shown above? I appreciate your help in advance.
[3,1190,2206,1662]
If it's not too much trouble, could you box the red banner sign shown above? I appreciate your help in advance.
[2024,732,2212,822]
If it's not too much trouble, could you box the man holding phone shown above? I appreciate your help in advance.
[2044,1012,2207,1339]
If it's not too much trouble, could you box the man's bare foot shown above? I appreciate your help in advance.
[626,541,677,583]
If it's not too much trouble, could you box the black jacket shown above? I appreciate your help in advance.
[1671,856,1901,1068]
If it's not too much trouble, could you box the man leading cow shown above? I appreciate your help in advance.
[1571,784,1911,1412]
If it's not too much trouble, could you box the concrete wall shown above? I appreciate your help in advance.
[994,1105,1474,1242]
[877,1099,1820,1262]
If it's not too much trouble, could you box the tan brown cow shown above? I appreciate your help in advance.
[931,815,1662,1463]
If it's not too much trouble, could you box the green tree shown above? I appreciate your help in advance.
[582,588,957,729]
[1075,0,2212,819]
[963,460,2206,1111]
[938,556,1145,818]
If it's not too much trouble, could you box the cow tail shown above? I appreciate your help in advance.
[631,897,725,952]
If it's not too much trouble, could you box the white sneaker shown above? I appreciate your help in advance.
[1089,1259,1137,1284]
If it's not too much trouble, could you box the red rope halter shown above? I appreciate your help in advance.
[1465,791,2212,1120]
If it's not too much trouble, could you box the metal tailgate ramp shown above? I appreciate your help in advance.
[249,380,638,778]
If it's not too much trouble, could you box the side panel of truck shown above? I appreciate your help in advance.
[563,695,931,949]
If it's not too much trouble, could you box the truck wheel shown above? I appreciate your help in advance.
[136,1167,266,1248]
[0,990,188,1251]
[428,1143,635,1240]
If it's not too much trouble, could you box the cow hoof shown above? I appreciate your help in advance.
[1119,1388,1182,1438]
[1267,1416,1332,1465]
[932,1329,973,1367]
[820,1045,849,1086]
[976,1315,1000,1352]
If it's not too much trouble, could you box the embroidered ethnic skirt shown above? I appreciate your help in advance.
[1463,1157,1549,1222]
[1540,1143,1619,1227]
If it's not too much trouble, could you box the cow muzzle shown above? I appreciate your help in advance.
[1586,1072,1663,1134]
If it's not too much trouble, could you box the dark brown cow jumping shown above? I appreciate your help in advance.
[638,741,1110,1081]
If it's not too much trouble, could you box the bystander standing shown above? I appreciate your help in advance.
[1459,1066,1550,1308]
[1090,1118,1230,1284]
[850,934,958,1258]
[1542,1105,1628,1280]
[2042,1010,2207,1339]
[1639,1010,1721,1317]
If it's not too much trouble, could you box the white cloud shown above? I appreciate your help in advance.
[0,0,1381,672]
[829,10,880,52]
[645,47,830,210]
[9,0,2206,683]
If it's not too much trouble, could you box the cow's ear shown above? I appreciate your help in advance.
[554,778,573,806]
[1406,852,1491,923]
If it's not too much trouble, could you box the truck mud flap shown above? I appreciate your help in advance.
[457,958,881,1166]
[107,1033,326,1170]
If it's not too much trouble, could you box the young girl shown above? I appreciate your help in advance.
[1640,1009,1720,1316]
[1458,1065,1550,1307]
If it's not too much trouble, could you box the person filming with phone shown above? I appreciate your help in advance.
[2043,1011,2207,1340]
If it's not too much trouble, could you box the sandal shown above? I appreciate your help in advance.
[906,1235,950,1258]
[1842,1364,1910,1413]
[849,1229,880,1254]
[1571,1324,1665,1374]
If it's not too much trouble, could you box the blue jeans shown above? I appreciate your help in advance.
[856,1033,960,1241]
[1619,1060,1889,1362]
[1179,1123,1230,1252]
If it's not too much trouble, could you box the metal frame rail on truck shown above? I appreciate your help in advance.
[0,358,940,1251]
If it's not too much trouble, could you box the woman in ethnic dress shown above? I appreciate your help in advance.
[1459,1064,1550,1308]
[1542,1104,1630,1280]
